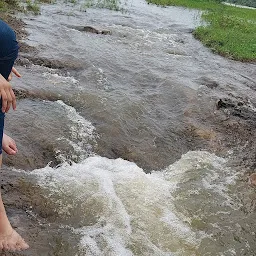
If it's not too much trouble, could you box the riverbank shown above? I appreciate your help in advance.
[147,0,256,61]
[0,0,40,14]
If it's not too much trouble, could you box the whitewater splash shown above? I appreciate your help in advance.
[20,151,239,256]
[54,100,97,163]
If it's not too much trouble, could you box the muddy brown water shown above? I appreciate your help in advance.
[1,0,256,255]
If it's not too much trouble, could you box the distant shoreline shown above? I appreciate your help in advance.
[147,0,256,62]
[222,2,256,9]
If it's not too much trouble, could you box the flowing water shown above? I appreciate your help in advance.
[3,0,256,255]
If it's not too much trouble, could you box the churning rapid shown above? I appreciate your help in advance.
[3,0,256,255]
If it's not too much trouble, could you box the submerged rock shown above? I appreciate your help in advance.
[17,55,84,70]
[195,76,219,89]
[70,25,112,35]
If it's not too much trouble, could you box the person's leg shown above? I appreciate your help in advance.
[0,155,29,251]
[0,19,19,76]
[0,19,18,158]
[0,110,28,251]
[0,19,29,251]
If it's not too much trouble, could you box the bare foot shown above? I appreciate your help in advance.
[2,134,17,155]
[0,229,29,251]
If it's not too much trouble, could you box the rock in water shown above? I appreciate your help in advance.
[70,25,111,35]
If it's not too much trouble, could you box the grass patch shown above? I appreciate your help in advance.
[0,0,54,14]
[147,0,221,9]
[147,0,256,62]
[26,0,41,14]
[0,0,22,11]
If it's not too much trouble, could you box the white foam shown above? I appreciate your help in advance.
[43,71,78,85]
[55,100,97,161]
[26,151,239,255]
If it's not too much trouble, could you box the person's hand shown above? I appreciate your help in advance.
[8,67,21,82]
[2,133,17,155]
[0,74,16,113]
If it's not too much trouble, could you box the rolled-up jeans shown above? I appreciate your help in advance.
[0,19,19,154]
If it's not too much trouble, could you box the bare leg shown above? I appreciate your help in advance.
[0,155,29,251]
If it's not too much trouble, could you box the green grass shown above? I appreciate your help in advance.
[147,0,221,9]
[0,0,21,11]
[0,0,47,14]
[26,0,41,14]
[147,0,256,62]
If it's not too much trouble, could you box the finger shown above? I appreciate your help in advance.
[5,88,14,113]
[10,143,18,153]
[5,102,11,113]
[10,89,16,110]
[5,91,12,113]
[7,73,12,82]
[12,67,21,78]
[1,90,7,113]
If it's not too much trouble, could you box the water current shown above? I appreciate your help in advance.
[3,0,256,255]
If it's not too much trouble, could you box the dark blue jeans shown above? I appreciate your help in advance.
[0,19,19,154]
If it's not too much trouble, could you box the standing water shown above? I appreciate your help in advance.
[3,0,256,255]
